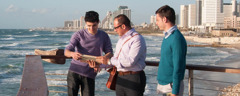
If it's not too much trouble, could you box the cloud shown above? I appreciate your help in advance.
[32,8,48,14]
[5,4,18,12]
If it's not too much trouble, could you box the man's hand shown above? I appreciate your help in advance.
[96,56,109,65]
[71,52,82,60]
[93,68,101,73]
[87,60,101,73]
[87,60,100,68]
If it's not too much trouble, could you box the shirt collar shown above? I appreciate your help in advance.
[164,25,177,39]
[120,28,135,39]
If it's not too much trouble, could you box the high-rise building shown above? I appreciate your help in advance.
[175,14,179,25]
[224,3,232,17]
[64,21,73,28]
[224,3,233,28]
[112,6,131,21]
[150,15,156,24]
[223,0,240,28]
[118,6,128,10]
[121,9,131,20]
[102,11,113,29]
[238,1,240,16]
[202,0,224,29]
[102,6,131,29]
[176,14,179,25]
[231,0,238,28]
[73,19,80,29]
[188,4,197,28]
[150,15,157,28]
[80,16,85,29]
[180,5,189,28]
[232,0,237,16]
[196,0,202,25]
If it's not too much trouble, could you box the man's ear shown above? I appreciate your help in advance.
[122,24,126,29]
[163,17,167,23]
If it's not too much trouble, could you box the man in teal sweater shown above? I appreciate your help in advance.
[155,5,187,96]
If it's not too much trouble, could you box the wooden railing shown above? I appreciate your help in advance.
[145,61,240,96]
[43,60,240,96]
[18,45,240,96]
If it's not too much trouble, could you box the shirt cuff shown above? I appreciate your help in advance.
[107,58,112,65]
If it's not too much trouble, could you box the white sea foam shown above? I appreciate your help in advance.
[13,34,40,38]
[146,57,160,61]
[0,75,22,84]
[49,33,70,36]
[0,40,32,48]
[3,50,34,56]
[96,70,108,77]
[0,37,15,40]
[144,84,152,96]
[26,45,62,50]
[0,43,19,48]
[33,34,40,37]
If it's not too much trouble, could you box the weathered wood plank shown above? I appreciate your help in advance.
[17,55,48,96]
[35,49,65,64]
[187,44,231,47]
[145,61,240,73]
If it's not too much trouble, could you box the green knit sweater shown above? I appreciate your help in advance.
[157,29,187,94]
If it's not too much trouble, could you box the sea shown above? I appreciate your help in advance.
[1,29,240,96]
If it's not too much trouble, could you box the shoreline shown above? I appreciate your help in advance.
[32,28,240,50]
[107,31,240,50]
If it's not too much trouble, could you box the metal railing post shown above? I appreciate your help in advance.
[188,69,193,96]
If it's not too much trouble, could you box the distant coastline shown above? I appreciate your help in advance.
[30,28,240,50]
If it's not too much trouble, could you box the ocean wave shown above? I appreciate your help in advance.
[95,70,108,78]
[144,84,157,96]
[0,43,19,48]
[0,42,34,50]
[13,34,40,38]
[0,37,15,40]
[2,50,34,56]
[146,43,161,47]
[23,45,62,50]
[33,34,40,37]
[0,75,22,84]
[146,57,160,61]
[216,49,231,56]
[49,42,68,46]
[49,33,71,36]
[0,65,22,79]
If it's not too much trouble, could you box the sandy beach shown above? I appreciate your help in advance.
[108,31,240,49]
[183,35,240,95]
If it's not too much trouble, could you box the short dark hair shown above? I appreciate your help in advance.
[84,11,99,23]
[155,5,176,24]
[114,14,131,28]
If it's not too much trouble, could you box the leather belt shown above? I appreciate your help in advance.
[118,70,143,76]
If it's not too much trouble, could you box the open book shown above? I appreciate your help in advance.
[80,54,97,62]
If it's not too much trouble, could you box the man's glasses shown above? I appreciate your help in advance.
[114,24,123,29]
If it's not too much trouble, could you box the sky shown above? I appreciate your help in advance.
[0,0,235,29]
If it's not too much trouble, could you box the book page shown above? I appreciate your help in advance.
[80,54,97,62]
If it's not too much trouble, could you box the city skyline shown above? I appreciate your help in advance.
[0,0,236,29]
[180,0,240,32]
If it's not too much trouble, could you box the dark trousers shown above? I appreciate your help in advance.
[116,71,146,96]
[67,71,95,96]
